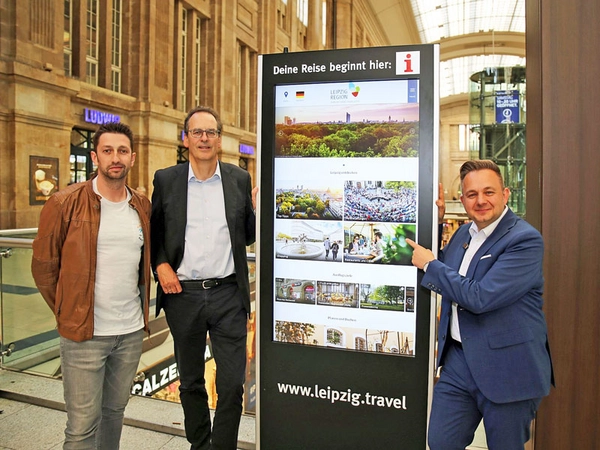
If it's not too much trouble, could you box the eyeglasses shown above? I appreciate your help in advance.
[187,128,220,139]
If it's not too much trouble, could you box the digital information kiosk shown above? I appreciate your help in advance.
[257,44,439,449]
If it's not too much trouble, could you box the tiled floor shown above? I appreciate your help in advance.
[0,397,192,450]
[0,370,256,450]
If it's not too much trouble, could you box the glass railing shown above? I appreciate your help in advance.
[0,229,257,414]
[0,229,60,375]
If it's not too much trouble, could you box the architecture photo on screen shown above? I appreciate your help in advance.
[272,78,421,356]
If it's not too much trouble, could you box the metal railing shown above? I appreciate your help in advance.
[0,229,257,414]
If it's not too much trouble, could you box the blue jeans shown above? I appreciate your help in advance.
[60,329,144,449]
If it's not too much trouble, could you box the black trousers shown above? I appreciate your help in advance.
[163,282,248,450]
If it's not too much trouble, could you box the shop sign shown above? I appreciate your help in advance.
[240,144,255,155]
[83,108,120,125]
[131,357,179,396]
[495,90,520,124]
[131,340,214,396]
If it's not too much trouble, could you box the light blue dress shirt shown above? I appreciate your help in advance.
[176,162,235,280]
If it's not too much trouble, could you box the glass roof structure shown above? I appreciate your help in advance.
[409,0,526,97]
[441,55,525,98]
[410,0,525,42]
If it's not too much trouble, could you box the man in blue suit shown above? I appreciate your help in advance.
[407,160,553,450]
[151,106,257,450]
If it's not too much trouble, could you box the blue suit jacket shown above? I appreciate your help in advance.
[423,209,554,403]
[150,161,256,316]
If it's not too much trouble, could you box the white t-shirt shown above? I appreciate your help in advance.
[93,179,144,335]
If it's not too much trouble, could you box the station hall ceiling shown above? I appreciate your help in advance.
[366,0,526,97]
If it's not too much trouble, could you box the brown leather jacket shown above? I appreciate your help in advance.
[31,178,152,342]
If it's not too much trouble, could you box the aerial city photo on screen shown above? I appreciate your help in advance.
[271,78,423,357]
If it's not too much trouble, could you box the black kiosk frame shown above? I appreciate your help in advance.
[257,44,439,449]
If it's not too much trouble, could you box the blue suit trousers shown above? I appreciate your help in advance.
[428,343,542,450]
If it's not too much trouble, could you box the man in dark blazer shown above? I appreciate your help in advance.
[151,106,257,450]
[407,160,553,450]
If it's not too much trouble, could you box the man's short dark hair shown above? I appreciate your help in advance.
[460,159,504,188]
[184,106,223,133]
[92,122,134,152]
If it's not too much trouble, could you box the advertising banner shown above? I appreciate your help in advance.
[30,156,59,205]
[258,44,439,449]
[495,90,520,123]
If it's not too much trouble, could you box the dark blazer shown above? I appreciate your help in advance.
[423,209,554,404]
[150,161,256,316]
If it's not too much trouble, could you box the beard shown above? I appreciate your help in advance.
[98,164,130,181]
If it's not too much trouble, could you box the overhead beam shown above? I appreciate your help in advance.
[439,31,525,60]
[363,1,525,61]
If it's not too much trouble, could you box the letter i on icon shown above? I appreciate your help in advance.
[404,54,413,73]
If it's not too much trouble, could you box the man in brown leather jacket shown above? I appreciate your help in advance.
[32,122,151,449]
